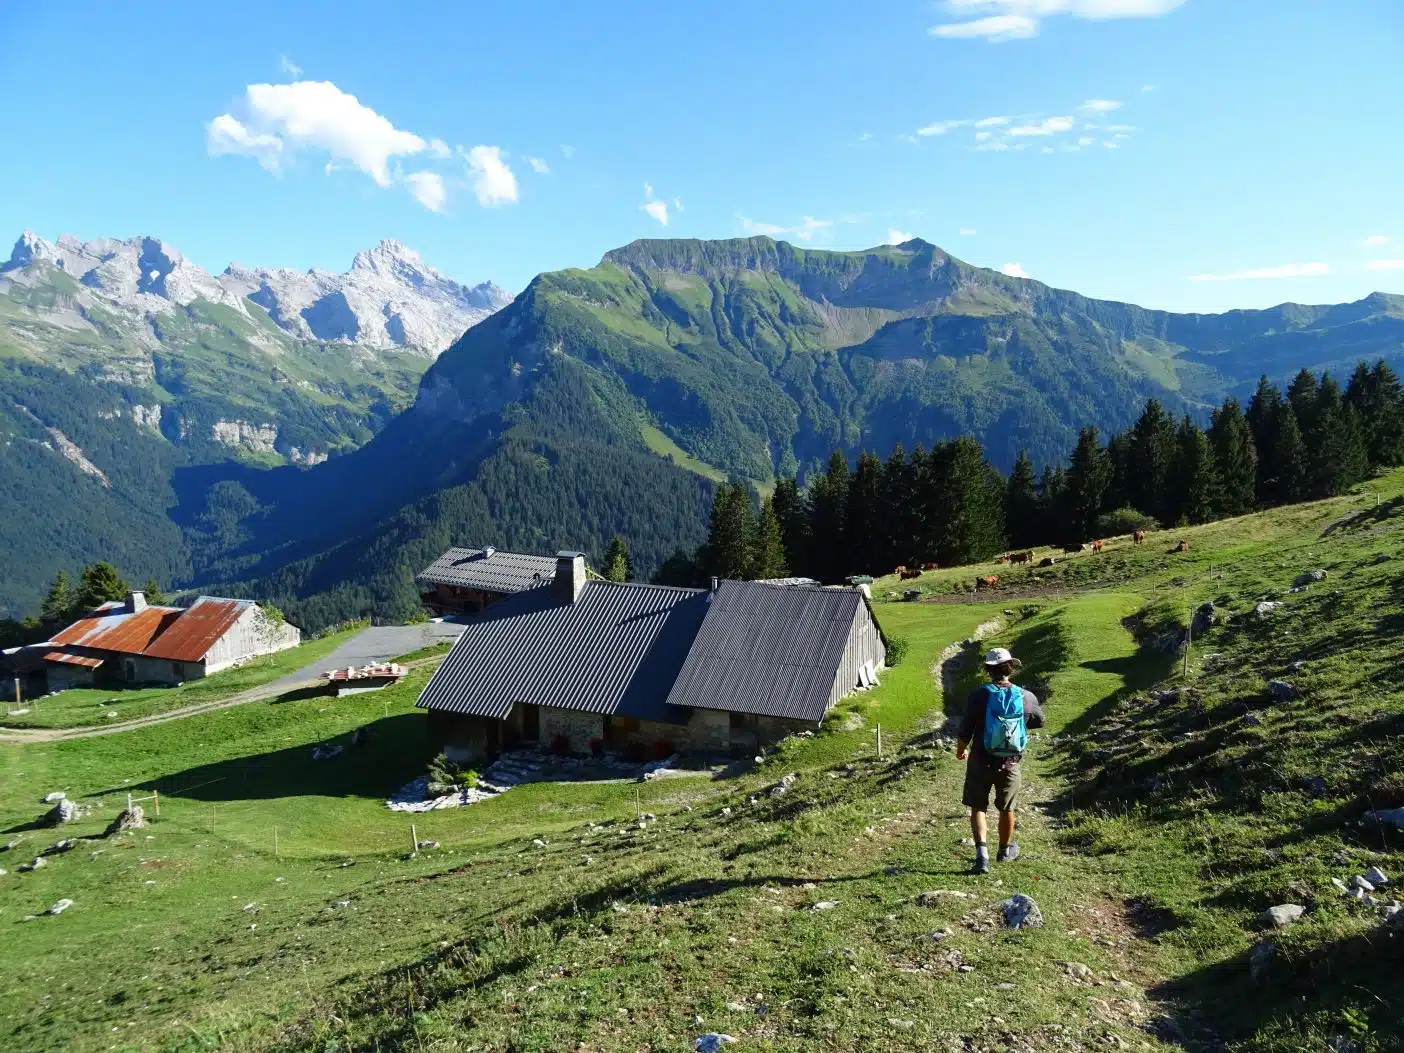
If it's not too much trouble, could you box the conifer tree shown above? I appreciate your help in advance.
[846,451,885,575]
[770,476,811,578]
[1246,375,1282,499]
[1064,427,1110,542]
[1266,400,1309,505]
[1308,376,1369,497]
[931,437,1006,565]
[40,571,74,627]
[1039,464,1068,541]
[74,562,130,613]
[808,450,851,581]
[703,481,755,581]
[1127,399,1176,522]
[750,497,789,580]
[1207,397,1258,516]
[1287,369,1322,434]
[1004,450,1040,548]
[1104,431,1134,513]
[1167,415,1222,524]
[602,537,632,582]
[880,443,915,569]
[1346,359,1404,467]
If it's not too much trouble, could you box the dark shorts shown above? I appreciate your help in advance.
[963,755,1022,812]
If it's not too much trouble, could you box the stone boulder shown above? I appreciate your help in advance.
[1192,602,1217,633]
[998,894,1044,930]
[1259,904,1305,928]
[103,806,144,836]
[1266,680,1299,703]
[45,799,79,825]
[1254,601,1283,618]
[1293,569,1327,587]
[1248,940,1277,982]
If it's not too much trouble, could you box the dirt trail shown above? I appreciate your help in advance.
[0,653,446,745]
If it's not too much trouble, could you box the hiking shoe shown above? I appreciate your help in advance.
[972,856,991,875]
[996,843,1021,863]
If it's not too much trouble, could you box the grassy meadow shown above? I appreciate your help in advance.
[2,471,1403,1050]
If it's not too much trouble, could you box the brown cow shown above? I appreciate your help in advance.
[995,554,1011,565]
[922,562,940,571]
[1132,530,1146,545]
[1009,550,1034,565]
[892,566,908,577]
[1064,543,1086,554]
[1173,540,1190,553]
[975,575,1000,590]
[1091,539,1105,554]
[1038,556,1058,568]
[900,568,922,580]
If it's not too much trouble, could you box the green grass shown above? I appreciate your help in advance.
[4,473,1404,1050]
[639,420,729,484]
[2,628,361,730]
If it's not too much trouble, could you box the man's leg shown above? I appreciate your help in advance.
[994,764,1022,862]
[998,808,1016,849]
[969,809,989,872]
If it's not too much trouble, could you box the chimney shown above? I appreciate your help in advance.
[710,576,719,592]
[126,590,147,614]
[553,551,587,603]
[482,545,496,558]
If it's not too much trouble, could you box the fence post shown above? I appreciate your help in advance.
[411,823,418,855]
[1183,609,1193,680]
[153,790,159,818]
[876,723,883,759]
[274,826,279,860]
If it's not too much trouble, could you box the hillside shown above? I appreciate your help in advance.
[209,237,1404,627]
[0,233,510,616]
[2,473,1400,1051]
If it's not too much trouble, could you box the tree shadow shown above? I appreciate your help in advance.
[92,713,433,803]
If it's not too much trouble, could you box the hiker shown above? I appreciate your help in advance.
[954,647,1045,874]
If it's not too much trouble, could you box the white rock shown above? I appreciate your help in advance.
[1351,876,1376,892]
[812,901,840,911]
[1365,866,1390,886]
[694,1034,736,1052]
[47,898,73,915]
[1259,904,1305,928]
[41,792,66,804]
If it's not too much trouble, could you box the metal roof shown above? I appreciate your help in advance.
[43,650,105,669]
[142,597,254,662]
[48,596,258,662]
[416,547,560,594]
[49,602,184,655]
[416,580,709,724]
[664,580,868,722]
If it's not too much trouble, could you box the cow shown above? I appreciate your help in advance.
[975,575,1000,590]
[893,566,908,577]
[1009,550,1034,565]
[1091,539,1105,554]
[922,562,940,571]
[1064,543,1086,554]
[995,554,1011,565]
[900,568,923,580]
[1132,530,1146,545]
[1038,556,1058,568]
[1173,540,1191,554]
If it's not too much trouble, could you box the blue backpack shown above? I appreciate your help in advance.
[982,683,1028,757]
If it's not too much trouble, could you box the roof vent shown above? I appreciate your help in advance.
[482,546,496,558]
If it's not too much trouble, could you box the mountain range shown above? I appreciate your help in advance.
[3,232,1403,625]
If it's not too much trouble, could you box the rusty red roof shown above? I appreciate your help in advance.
[143,597,253,662]
[49,603,183,655]
[43,650,105,669]
[48,596,256,663]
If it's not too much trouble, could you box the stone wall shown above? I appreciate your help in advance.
[540,706,605,752]
[686,708,731,751]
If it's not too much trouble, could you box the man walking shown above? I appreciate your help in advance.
[954,647,1045,874]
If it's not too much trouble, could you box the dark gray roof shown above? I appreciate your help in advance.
[664,580,868,722]
[416,580,708,724]
[416,547,560,594]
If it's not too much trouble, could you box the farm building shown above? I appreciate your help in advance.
[415,546,564,617]
[416,552,886,760]
[42,592,301,690]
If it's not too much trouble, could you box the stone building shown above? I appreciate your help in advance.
[416,553,887,760]
[415,546,563,617]
[42,592,300,690]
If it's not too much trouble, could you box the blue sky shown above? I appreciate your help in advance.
[2,0,1401,312]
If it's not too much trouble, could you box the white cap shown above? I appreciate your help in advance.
[983,647,1019,666]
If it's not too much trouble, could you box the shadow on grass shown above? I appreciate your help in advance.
[94,713,434,803]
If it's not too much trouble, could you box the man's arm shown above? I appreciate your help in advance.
[954,688,986,758]
[1022,689,1045,729]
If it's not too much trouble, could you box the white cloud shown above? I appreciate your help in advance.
[1141,83,1156,92]
[858,131,873,142]
[1364,235,1391,247]
[279,55,302,78]
[1189,262,1331,282]
[1002,262,1030,278]
[1008,115,1075,136]
[526,155,551,174]
[740,216,833,242]
[918,119,967,136]
[641,183,668,226]
[887,229,916,245]
[1106,124,1135,133]
[975,131,994,142]
[673,197,684,212]
[206,114,284,172]
[560,144,575,159]
[1368,259,1404,271]
[898,133,920,144]
[1103,140,1119,149]
[464,145,518,206]
[976,140,1011,151]
[931,13,1038,40]
[406,170,446,212]
[428,138,452,159]
[1077,136,1096,146]
[974,115,1011,128]
[932,0,1184,41]
[960,228,977,235]
[1081,98,1122,112]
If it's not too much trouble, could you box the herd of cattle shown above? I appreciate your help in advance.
[889,528,1192,593]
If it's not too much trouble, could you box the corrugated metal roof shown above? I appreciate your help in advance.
[142,596,253,662]
[416,547,560,594]
[416,580,708,723]
[49,602,184,656]
[664,580,866,722]
[43,650,105,669]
